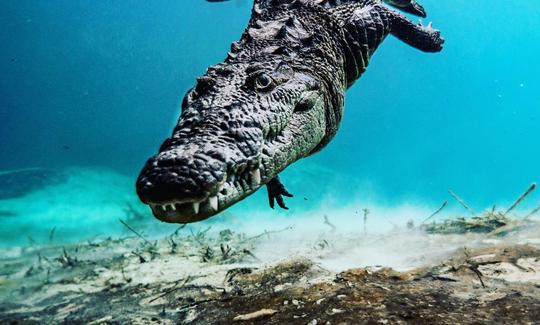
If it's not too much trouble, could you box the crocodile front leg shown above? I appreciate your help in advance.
[339,2,443,60]
[266,176,293,210]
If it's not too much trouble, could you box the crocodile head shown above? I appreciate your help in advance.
[136,60,327,223]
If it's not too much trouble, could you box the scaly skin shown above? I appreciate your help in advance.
[136,0,444,223]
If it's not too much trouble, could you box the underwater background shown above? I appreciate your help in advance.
[1,0,539,247]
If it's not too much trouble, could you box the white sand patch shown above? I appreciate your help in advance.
[480,258,540,283]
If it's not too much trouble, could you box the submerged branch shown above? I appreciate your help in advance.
[171,224,187,237]
[422,201,448,224]
[323,215,336,232]
[504,183,536,216]
[119,219,151,245]
[239,225,294,244]
[525,204,540,220]
[448,190,477,217]
[190,226,212,245]
[149,276,192,303]
[48,226,56,244]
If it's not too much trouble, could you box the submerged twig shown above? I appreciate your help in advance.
[242,249,262,262]
[422,201,448,224]
[362,208,370,235]
[504,183,536,216]
[27,235,37,246]
[132,251,147,263]
[323,215,336,232]
[171,224,187,237]
[190,226,212,245]
[45,268,51,284]
[448,190,477,216]
[48,226,56,244]
[524,203,540,220]
[178,297,234,312]
[469,265,486,288]
[220,243,232,260]
[149,276,192,303]
[239,225,293,244]
[462,247,485,288]
[57,246,77,267]
[168,237,178,253]
[202,246,214,262]
[119,219,151,245]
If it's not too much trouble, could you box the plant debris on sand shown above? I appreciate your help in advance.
[1,217,540,324]
[2,185,540,324]
[422,183,539,235]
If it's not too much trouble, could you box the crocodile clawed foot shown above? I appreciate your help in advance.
[416,19,444,52]
[266,176,293,210]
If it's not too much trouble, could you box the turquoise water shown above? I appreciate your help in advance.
[1,1,539,246]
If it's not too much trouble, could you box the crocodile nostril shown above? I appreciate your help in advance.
[136,147,230,204]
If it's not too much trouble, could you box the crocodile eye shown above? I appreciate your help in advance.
[255,73,274,92]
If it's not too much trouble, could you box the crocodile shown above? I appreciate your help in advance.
[136,0,444,223]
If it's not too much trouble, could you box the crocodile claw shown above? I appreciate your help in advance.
[266,176,293,210]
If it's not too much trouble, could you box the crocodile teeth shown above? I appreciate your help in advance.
[209,196,218,211]
[170,204,176,211]
[417,19,423,27]
[427,21,432,29]
[193,202,200,214]
[251,169,261,185]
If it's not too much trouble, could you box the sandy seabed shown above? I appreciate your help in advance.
[2,167,540,323]
[1,219,540,324]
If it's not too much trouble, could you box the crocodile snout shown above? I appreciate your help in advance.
[136,145,228,223]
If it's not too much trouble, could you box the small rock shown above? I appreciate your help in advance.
[469,254,497,263]
[274,284,286,292]
[328,308,345,315]
[233,309,277,321]
[184,309,198,323]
